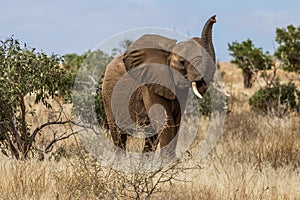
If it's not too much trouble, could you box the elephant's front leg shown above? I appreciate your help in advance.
[148,108,177,157]
[157,117,176,148]
[142,88,177,156]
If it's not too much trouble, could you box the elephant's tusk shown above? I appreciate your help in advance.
[211,83,230,97]
[191,82,203,99]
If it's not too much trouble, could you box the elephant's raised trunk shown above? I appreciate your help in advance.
[201,15,216,63]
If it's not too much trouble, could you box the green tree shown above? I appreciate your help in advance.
[66,50,113,128]
[246,24,300,116]
[275,24,300,72]
[63,50,112,78]
[62,50,113,103]
[63,53,87,73]
[249,81,300,117]
[0,37,71,159]
[228,39,273,88]
[60,53,87,102]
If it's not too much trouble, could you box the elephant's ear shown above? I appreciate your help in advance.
[123,34,176,70]
[123,34,177,100]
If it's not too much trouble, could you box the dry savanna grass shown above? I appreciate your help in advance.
[0,63,300,199]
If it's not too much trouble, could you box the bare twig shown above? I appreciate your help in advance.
[44,128,85,153]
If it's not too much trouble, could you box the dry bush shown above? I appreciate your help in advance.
[222,111,300,169]
[0,146,195,200]
[53,146,196,200]
[0,158,57,199]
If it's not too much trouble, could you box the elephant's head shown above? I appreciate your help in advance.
[123,15,223,100]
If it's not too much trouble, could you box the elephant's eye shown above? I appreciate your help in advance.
[179,58,185,66]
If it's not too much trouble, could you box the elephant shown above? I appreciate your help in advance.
[101,15,226,156]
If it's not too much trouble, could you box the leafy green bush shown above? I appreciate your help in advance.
[198,93,212,117]
[0,36,70,159]
[198,89,228,117]
[68,50,112,128]
[249,82,300,116]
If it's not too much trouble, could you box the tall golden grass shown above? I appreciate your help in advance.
[0,63,299,199]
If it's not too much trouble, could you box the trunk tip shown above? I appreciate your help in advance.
[210,15,217,23]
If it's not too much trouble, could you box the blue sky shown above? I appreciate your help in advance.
[1,0,299,61]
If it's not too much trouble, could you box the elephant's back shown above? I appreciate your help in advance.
[102,55,127,109]
[103,55,126,93]
[102,55,127,128]
[104,55,126,81]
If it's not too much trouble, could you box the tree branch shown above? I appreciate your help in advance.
[0,100,22,153]
[29,120,73,146]
[0,125,20,159]
[44,128,85,153]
